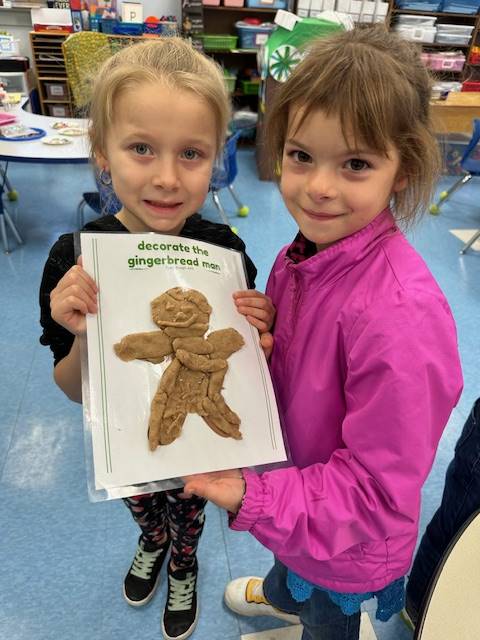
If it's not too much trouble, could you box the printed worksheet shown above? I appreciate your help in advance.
[80,232,286,496]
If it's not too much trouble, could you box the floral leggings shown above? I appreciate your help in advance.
[123,489,207,569]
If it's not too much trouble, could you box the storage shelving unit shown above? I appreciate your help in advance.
[29,31,74,117]
[387,1,480,82]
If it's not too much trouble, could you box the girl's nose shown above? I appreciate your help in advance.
[152,158,180,190]
[306,168,337,201]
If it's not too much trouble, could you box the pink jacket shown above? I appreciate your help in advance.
[231,209,463,593]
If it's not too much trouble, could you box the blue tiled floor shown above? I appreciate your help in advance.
[0,150,479,640]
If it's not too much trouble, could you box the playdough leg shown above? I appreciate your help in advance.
[202,397,242,440]
[148,358,182,450]
[208,369,240,424]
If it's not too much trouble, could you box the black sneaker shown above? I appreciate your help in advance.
[123,535,170,606]
[162,561,199,640]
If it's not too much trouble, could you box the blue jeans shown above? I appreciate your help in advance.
[406,398,480,624]
[263,559,361,640]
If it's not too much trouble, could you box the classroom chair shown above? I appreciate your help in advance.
[430,118,480,254]
[210,131,249,228]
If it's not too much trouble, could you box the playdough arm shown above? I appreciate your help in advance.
[114,331,173,364]
[207,329,244,359]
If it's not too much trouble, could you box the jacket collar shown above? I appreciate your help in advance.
[285,208,398,287]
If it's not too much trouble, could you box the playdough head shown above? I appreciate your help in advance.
[151,287,212,337]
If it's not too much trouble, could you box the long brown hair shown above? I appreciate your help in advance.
[266,24,441,225]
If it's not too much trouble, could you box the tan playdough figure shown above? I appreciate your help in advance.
[114,287,244,450]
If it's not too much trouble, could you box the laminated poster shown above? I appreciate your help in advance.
[80,232,286,493]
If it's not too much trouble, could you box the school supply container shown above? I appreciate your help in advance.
[394,25,437,43]
[199,34,238,50]
[246,0,287,7]
[426,51,466,71]
[462,81,480,91]
[442,0,480,13]
[396,14,437,26]
[435,31,472,45]
[202,0,221,5]
[223,70,237,92]
[235,21,276,49]
[395,0,442,11]
[240,79,260,95]
[224,0,245,5]
[113,22,144,35]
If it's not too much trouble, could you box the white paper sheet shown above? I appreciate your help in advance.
[80,232,286,491]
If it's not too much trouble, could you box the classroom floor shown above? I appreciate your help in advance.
[0,148,479,640]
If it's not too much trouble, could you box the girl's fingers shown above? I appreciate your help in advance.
[246,315,268,332]
[237,305,270,320]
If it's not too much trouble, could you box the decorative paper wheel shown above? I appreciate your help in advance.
[269,45,303,83]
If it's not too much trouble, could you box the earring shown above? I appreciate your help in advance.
[99,168,112,186]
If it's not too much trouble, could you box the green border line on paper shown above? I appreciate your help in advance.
[92,238,113,474]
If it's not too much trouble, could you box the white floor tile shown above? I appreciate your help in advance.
[449,228,480,251]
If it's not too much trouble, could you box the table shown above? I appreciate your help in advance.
[0,100,89,253]
[431,92,480,135]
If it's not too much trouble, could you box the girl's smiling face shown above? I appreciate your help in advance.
[96,81,218,235]
[280,106,407,252]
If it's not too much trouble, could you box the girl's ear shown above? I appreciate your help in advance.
[94,149,108,173]
[393,174,408,193]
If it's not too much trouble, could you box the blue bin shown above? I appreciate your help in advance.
[246,0,287,7]
[441,0,480,12]
[235,21,275,49]
[113,22,144,35]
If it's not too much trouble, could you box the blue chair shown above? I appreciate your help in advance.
[210,131,249,228]
[430,118,480,254]
[77,170,122,228]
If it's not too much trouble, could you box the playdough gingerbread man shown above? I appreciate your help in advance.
[114,287,244,450]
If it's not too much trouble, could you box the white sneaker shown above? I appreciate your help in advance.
[224,576,300,625]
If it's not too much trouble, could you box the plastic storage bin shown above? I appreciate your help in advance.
[462,81,480,91]
[224,0,245,5]
[427,51,466,71]
[235,21,275,48]
[394,25,437,43]
[396,14,437,26]
[442,0,480,13]
[101,18,117,33]
[435,32,471,45]
[240,79,260,95]
[199,34,238,50]
[202,0,221,5]
[224,73,237,93]
[113,22,144,35]
[395,0,442,11]
[246,0,287,6]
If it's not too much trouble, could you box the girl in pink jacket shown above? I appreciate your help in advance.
[184,25,463,639]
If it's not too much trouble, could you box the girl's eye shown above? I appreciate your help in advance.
[134,143,151,156]
[346,158,369,171]
[183,149,200,161]
[288,150,311,164]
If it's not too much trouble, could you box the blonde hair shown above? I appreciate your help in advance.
[266,24,441,225]
[89,37,231,156]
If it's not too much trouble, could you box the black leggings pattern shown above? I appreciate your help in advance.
[123,489,207,569]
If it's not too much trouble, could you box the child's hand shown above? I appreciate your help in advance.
[183,469,246,514]
[50,256,98,336]
[233,290,275,333]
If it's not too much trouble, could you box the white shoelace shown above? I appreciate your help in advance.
[130,544,163,580]
[167,573,196,611]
